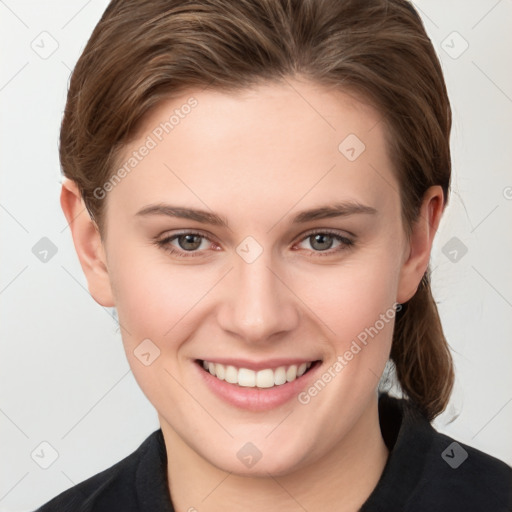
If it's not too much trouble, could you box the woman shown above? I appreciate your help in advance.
[36,0,511,510]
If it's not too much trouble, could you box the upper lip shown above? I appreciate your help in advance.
[197,358,320,371]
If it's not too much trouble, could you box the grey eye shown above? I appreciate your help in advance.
[309,233,334,251]
[177,234,203,251]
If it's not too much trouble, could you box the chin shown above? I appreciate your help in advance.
[197,432,314,478]
[214,450,305,478]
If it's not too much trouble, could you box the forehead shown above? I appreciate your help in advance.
[108,80,399,222]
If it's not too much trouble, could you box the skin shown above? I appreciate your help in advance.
[61,78,444,512]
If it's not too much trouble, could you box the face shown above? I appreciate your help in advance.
[77,80,426,476]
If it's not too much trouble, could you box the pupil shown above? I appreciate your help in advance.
[311,234,333,251]
[179,234,202,251]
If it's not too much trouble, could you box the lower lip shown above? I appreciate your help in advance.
[194,360,321,411]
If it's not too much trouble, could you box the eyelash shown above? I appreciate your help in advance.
[155,229,355,258]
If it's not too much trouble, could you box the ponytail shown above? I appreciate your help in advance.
[391,268,454,420]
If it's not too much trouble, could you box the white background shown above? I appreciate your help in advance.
[1,1,511,510]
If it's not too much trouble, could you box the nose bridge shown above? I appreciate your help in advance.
[218,248,298,342]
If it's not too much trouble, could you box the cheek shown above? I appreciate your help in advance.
[107,245,207,403]
[109,240,203,332]
[108,227,402,362]
[291,247,401,383]
[298,249,400,329]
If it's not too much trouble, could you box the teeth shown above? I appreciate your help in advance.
[215,363,225,381]
[256,369,274,388]
[286,365,297,382]
[201,360,313,388]
[225,365,238,384]
[274,366,287,385]
[297,362,308,377]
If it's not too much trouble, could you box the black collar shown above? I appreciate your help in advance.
[360,394,434,510]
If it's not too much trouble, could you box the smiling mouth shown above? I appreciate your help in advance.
[197,359,319,389]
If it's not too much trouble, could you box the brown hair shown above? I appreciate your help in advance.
[60,0,453,420]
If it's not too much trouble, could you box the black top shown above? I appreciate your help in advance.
[35,394,512,511]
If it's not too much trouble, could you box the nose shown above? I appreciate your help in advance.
[217,250,300,344]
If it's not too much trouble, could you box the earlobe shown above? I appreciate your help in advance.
[396,186,444,304]
[60,178,115,307]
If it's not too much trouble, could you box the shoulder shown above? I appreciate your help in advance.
[34,430,161,512]
[413,425,512,511]
[362,394,512,512]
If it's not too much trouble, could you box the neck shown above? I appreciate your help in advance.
[161,396,388,512]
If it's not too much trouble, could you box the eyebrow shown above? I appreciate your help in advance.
[135,201,377,227]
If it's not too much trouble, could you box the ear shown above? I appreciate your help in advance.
[60,178,115,307]
[397,185,444,304]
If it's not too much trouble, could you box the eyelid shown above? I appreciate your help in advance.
[295,227,355,242]
[157,228,214,242]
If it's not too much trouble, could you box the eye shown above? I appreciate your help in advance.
[295,229,354,255]
[155,231,214,257]
[155,229,354,258]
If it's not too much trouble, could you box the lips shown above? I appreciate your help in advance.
[195,358,322,411]
[198,359,315,389]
